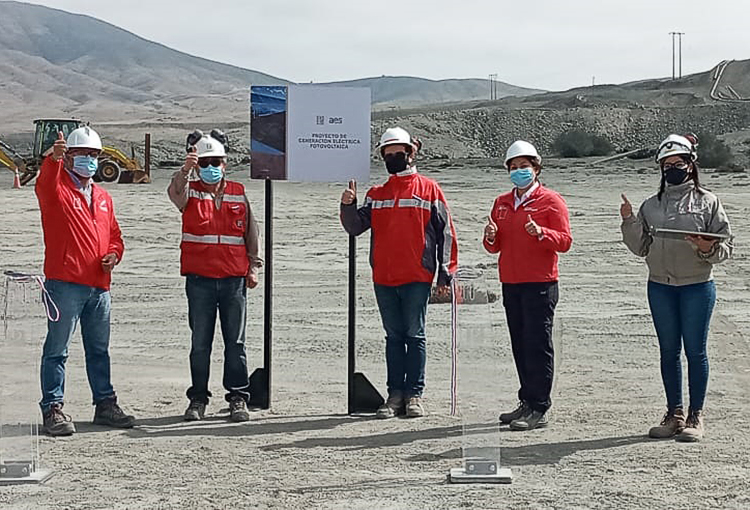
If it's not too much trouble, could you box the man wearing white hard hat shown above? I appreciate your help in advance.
[483,140,572,431]
[621,133,733,442]
[168,130,262,422]
[35,126,135,436]
[340,127,458,419]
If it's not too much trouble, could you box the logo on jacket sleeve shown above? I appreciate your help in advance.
[99,200,108,212]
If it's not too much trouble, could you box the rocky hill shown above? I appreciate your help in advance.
[321,76,542,108]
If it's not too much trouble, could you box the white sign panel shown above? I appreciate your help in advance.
[286,85,371,183]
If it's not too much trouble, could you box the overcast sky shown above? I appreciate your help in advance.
[25,0,750,91]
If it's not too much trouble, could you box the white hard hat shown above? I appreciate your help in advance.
[656,134,696,163]
[377,127,414,153]
[504,140,541,168]
[195,136,226,158]
[67,126,102,151]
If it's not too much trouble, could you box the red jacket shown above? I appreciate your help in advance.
[483,185,572,284]
[180,180,250,279]
[35,156,124,291]
[341,171,458,286]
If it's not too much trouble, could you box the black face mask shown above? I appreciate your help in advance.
[384,152,409,174]
[663,167,689,185]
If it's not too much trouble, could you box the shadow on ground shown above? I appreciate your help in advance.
[406,434,651,466]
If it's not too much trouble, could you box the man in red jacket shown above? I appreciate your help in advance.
[483,140,572,431]
[35,127,134,436]
[340,127,458,419]
[168,131,262,423]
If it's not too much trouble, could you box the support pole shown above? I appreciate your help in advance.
[346,232,383,415]
[144,133,151,178]
[263,177,273,409]
[347,235,356,414]
[248,178,273,409]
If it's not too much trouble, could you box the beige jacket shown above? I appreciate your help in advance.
[621,181,733,286]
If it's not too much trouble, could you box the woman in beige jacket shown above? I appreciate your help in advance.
[621,134,732,442]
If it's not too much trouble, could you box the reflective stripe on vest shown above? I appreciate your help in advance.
[398,198,432,211]
[182,233,245,245]
[188,189,246,204]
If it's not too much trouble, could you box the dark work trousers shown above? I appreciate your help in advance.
[501,281,559,413]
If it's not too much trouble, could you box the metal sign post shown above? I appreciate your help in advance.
[249,178,272,409]
[347,235,384,414]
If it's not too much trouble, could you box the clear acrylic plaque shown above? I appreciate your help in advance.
[449,269,512,483]
[0,274,53,484]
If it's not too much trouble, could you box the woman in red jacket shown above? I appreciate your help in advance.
[483,140,572,431]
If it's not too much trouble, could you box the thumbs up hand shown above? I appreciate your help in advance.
[341,179,357,205]
[525,213,542,237]
[620,193,633,219]
[52,131,66,161]
[484,215,497,243]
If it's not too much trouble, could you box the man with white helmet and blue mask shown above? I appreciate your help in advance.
[168,130,262,423]
[35,126,135,436]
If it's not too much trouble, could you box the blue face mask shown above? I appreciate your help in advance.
[509,167,535,188]
[199,165,223,184]
[72,155,98,178]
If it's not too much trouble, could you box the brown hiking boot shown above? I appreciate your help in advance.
[676,409,704,442]
[648,408,686,438]
[376,395,404,419]
[405,397,425,418]
[42,403,76,436]
[93,396,135,428]
[228,396,250,422]
[184,400,206,421]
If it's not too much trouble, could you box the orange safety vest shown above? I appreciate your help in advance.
[180,180,250,278]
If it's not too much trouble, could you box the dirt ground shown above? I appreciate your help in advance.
[0,157,749,509]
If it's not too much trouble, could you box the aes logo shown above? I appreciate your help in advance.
[315,115,344,125]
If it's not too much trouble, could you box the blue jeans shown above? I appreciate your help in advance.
[40,280,115,412]
[647,280,716,411]
[373,282,431,398]
[185,275,251,404]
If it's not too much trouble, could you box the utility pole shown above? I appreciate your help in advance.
[669,31,685,80]
[488,74,498,100]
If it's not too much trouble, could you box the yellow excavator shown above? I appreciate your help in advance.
[0,119,150,185]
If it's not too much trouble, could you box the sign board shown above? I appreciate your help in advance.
[250,85,371,183]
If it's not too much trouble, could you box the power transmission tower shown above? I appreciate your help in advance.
[489,74,498,100]
[669,31,685,79]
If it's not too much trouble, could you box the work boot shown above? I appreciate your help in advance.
[510,409,549,431]
[648,408,686,439]
[376,395,404,419]
[676,409,704,442]
[184,400,206,421]
[42,403,76,436]
[499,401,529,424]
[93,396,135,428]
[405,397,425,418]
[228,396,250,423]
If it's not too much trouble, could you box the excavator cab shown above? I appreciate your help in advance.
[33,119,83,159]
